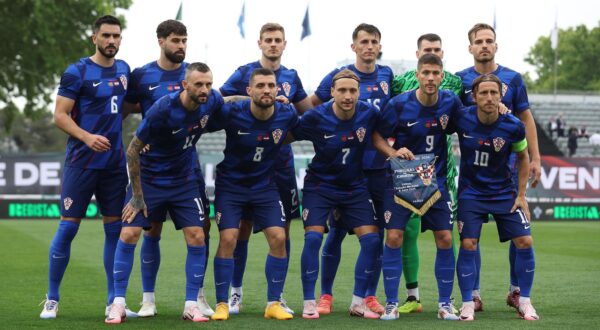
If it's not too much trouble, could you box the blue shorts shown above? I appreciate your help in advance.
[123,181,206,230]
[214,187,286,232]
[301,188,377,230]
[60,166,127,218]
[383,186,453,232]
[275,163,300,221]
[458,198,531,242]
[194,167,211,217]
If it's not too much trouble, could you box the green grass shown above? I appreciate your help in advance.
[1,220,599,329]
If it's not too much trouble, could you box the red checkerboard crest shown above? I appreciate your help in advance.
[119,75,128,90]
[457,221,464,234]
[416,162,435,186]
[502,83,508,97]
[302,208,309,221]
[200,115,209,129]
[380,81,389,95]
[272,129,283,144]
[439,114,449,130]
[282,82,291,97]
[493,137,505,152]
[215,212,222,225]
[63,197,73,210]
[356,127,366,142]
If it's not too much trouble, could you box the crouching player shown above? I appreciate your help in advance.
[105,62,222,324]
[453,74,538,321]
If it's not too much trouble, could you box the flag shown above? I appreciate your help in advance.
[492,6,496,30]
[301,5,311,41]
[238,1,246,39]
[175,1,182,20]
[550,17,558,49]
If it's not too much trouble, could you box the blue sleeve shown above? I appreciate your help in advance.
[125,68,140,104]
[375,100,399,138]
[314,69,337,102]
[206,102,231,132]
[220,67,247,96]
[291,72,308,103]
[291,110,318,141]
[447,95,465,133]
[57,64,82,100]
[512,74,530,114]
[136,102,165,144]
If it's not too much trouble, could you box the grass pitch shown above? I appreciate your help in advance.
[1,220,599,329]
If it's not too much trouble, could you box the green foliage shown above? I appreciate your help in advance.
[0,0,132,130]
[525,21,600,92]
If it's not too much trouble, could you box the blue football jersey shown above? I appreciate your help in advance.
[126,61,187,116]
[456,65,530,114]
[207,100,299,191]
[453,106,526,200]
[314,64,394,170]
[136,90,223,186]
[57,57,130,169]
[292,101,379,191]
[377,90,463,189]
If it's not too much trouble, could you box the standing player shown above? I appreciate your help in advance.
[390,33,462,314]
[373,54,461,321]
[456,23,541,311]
[289,69,381,320]
[309,23,393,315]
[40,15,131,319]
[105,62,222,324]
[219,23,312,315]
[210,69,298,321]
[124,19,213,317]
[453,74,538,321]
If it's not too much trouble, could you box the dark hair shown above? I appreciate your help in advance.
[417,33,442,48]
[259,22,285,40]
[468,23,496,44]
[185,62,211,78]
[93,15,121,33]
[332,69,360,86]
[250,68,275,83]
[472,74,502,95]
[352,23,381,41]
[156,19,187,39]
[417,53,443,70]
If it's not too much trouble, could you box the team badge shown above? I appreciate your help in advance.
[356,127,366,143]
[119,75,128,90]
[457,221,464,234]
[333,208,341,221]
[493,137,506,152]
[439,114,449,130]
[272,129,283,144]
[215,212,222,225]
[384,210,392,224]
[416,161,436,186]
[502,83,508,97]
[282,82,291,97]
[380,81,389,95]
[302,208,309,221]
[200,115,209,129]
[63,197,73,210]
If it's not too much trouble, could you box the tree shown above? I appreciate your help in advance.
[0,0,132,132]
[525,21,600,92]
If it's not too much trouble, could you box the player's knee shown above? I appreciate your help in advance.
[120,227,142,244]
[385,230,404,249]
[461,238,478,250]
[184,228,205,246]
[434,231,453,249]
[144,222,163,237]
[512,235,533,249]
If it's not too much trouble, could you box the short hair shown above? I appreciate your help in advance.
[352,23,381,41]
[332,69,361,86]
[250,68,276,84]
[259,23,285,40]
[185,62,211,78]
[417,33,442,49]
[468,23,496,44]
[417,53,443,70]
[472,74,502,95]
[156,19,187,39]
[93,15,121,33]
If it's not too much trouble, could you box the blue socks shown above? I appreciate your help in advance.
[353,233,380,298]
[382,244,402,303]
[509,241,518,286]
[203,232,210,289]
[140,235,161,293]
[185,245,206,301]
[301,231,323,300]
[365,229,384,297]
[231,240,248,288]
[320,227,346,295]
[515,247,535,297]
[113,239,136,299]
[265,255,288,301]
[457,248,477,302]
[103,221,122,304]
[435,247,455,304]
[214,257,234,303]
[47,220,80,301]
[473,243,481,291]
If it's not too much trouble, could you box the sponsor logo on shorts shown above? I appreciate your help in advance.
[384,210,392,224]
[457,221,464,233]
[63,197,73,210]
[216,212,222,225]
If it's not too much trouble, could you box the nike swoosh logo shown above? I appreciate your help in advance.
[290,207,299,214]
[113,270,123,274]
[305,269,317,274]
[385,276,398,280]
[52,254,66,259]
[172,128,183,134]
[461,272,473,277]
[93,82,102,87]
[324,134,336,139]
[364,269,375,274]
[272,279,284,283]
[441,279,453,283]
[407,121,419,127]
[148,85,159,91]
[525,269,535,273]
[216,282,227,286]
[463,133,474,138]
[524,225,531,229]
[142,259,154,264]
[194,274,204,278]
[465,89,472,94]
[238,130,250,135]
